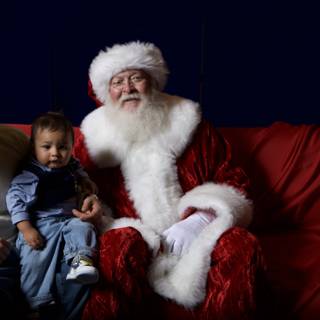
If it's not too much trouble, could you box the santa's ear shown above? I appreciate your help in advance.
[88,79,103,108]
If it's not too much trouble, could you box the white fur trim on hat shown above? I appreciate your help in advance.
[89,41,169,104]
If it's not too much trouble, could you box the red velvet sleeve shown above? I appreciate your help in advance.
[73,131,97,172]
[177,120,251,196]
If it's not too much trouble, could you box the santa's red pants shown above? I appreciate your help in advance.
[82,227,269,320]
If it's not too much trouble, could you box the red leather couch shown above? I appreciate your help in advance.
[8,121,320,319]
[221,122,320,319]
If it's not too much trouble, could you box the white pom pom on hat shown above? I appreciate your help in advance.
[89,41,169,104]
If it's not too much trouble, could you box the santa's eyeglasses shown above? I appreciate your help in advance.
[110,75,146,90]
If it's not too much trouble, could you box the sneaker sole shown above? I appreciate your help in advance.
[66,267,99,284]
[75,272,99,284]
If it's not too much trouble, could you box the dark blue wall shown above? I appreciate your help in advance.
[1,1,318,126]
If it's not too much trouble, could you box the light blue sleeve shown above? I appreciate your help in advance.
[5,171,39,225]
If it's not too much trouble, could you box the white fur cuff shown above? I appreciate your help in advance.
[178,182,253,227]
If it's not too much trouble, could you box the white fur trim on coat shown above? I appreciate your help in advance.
[148,183,253,308]
[81,106,132,168]
[89,41,169,104]
[178,182,253,227]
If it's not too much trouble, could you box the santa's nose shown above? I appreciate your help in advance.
[122,80,135,93]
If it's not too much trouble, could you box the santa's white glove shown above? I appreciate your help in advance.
[162,211,215,256]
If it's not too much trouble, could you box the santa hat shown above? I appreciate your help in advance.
[89,41,169,104]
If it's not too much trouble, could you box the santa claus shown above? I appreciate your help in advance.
[73,41,267,319]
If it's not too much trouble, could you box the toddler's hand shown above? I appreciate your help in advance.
[23,228,44,250]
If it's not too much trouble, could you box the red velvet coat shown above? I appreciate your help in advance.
[74,95,268,319]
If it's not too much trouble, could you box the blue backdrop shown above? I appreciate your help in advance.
[1,1,318,126]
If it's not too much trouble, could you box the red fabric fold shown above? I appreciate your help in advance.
[83,227,267,320]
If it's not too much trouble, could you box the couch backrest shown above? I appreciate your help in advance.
[0,125,29,242]
[220,122,320,231]
[5,122,320,231]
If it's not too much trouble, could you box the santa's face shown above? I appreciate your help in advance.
[104,86,167,145]
[109,69,151,112]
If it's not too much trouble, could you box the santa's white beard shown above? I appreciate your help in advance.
[104,90,168,144]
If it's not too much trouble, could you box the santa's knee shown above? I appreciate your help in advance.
[98,227,151,283]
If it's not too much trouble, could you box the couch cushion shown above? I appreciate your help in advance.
[0,125,29,243]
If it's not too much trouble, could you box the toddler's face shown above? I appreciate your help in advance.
[33,128,73,169]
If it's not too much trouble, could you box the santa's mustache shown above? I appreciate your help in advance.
[119,93,142,103]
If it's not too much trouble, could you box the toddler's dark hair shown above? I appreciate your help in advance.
[31,112,74,144]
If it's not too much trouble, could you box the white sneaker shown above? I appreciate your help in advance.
[66,255,99,284]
